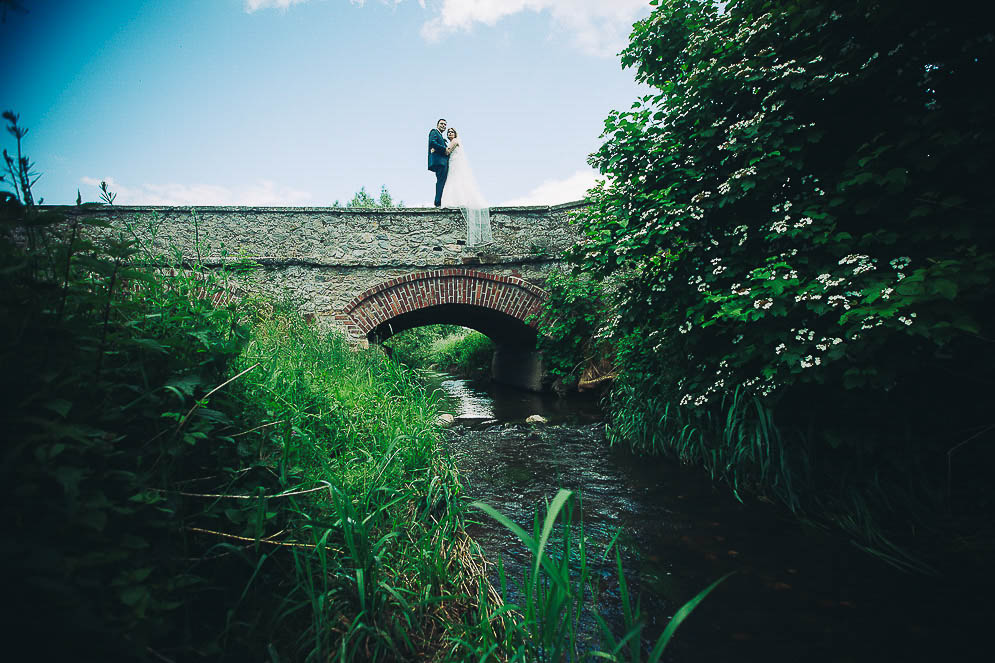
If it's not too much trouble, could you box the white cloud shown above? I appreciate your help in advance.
[501,168,599,206]
[246,0,650,55]
[419,0,650,56]
[80,176,313,206]
[244,0,311,13]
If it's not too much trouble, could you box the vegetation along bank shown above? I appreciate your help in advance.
[536,0,994,570]
[1,111,715,660]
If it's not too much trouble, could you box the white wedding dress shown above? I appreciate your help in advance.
[442,138,493,246]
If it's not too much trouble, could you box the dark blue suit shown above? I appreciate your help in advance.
[428,128,449,207]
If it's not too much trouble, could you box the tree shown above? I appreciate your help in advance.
[564,0,995,538]
[336,185,404,209]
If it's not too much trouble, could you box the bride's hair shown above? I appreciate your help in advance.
[447,128,458,138]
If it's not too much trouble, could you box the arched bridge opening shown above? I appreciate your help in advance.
[337,269,548,391]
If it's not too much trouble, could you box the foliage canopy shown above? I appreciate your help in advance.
[555,0,995,545]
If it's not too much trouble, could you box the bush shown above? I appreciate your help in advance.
[567,0,995,558]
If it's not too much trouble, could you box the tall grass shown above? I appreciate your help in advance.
[607,378,935,573]
[229,305,493,659]
[456,489,729,662]
[608,383,802,511]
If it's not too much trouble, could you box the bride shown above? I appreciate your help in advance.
[442,127,493,246]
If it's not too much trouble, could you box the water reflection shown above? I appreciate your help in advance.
[429,371,602,423]
[438,379,494,419]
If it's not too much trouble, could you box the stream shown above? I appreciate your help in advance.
[427,371,986,662]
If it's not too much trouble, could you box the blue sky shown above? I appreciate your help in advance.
[1,0,650,206]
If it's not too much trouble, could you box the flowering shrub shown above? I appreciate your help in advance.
[566,0,995,532]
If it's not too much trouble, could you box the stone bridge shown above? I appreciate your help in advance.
[68,202,585,390]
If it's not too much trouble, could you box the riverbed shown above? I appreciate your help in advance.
[426,371,986,662]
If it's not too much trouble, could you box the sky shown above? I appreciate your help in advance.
[1,0,651,207]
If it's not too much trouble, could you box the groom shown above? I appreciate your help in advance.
[427,118,449,207]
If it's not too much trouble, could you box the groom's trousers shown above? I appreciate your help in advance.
[434,166,448,207]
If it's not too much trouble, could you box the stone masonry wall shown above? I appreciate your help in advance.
[64,202,585,335]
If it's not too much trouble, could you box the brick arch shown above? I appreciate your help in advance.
[336,269,548,344]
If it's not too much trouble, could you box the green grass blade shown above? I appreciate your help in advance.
[647,572,733,663]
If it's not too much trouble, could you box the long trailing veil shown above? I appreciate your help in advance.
[441,138,492,246]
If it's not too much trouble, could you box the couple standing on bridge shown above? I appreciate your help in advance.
[428,118,493,247]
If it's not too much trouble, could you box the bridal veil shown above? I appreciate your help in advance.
[441,139,492,246]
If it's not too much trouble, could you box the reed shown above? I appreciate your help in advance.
[455,489,728,662]
[606,377,934,572]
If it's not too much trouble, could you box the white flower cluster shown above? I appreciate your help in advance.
[898,313,917,326]
[827,294,851,310]
[815,338,844,351]
[728,224,749,246]
[754,298,774,310]
[727,111,766,133]
[730,165,758,180]
[770,219,789,233]
[731,283,752,296]
[889,256,912,270]
[860,315,884,331]
[793,328,816,342]
[790,330,845,369]
[838,253,877,276]
[799,355,822,368]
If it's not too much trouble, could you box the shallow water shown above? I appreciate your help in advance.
[427,372,988,662]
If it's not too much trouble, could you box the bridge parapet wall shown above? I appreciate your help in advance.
[63,202,584,337]
[68,202,584,267]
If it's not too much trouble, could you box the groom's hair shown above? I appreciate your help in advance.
[437,118,446,124]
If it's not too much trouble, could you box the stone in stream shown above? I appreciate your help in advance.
[436,413,456,427]
[526,414,548,424]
